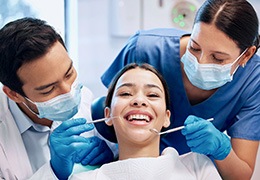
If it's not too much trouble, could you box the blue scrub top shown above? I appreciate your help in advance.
[101,28,260,154]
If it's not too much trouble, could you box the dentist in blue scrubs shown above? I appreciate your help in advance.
[100,0,260,179]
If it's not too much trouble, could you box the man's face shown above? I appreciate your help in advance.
[16,41,77,112]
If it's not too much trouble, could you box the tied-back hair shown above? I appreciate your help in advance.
[194,0,260,53]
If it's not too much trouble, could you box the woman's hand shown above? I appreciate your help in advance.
[182,115,231,160]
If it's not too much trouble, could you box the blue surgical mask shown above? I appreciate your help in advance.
[23,80,82,121]
[181,49,247,90]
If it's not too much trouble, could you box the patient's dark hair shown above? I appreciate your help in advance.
[0,17,66,96]
[105,63,170,110]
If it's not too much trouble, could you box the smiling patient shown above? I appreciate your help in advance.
[71,63,221,179]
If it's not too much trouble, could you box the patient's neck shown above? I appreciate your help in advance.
[118,138,160,160]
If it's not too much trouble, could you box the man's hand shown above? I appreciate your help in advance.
[50,118,113,180]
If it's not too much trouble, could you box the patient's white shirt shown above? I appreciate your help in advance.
[70,147,221,180]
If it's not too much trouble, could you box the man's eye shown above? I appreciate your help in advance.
[41,87,55,95]
[65,70,74,79]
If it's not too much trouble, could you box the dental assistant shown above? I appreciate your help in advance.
[100,0,260,179]
[0,18,115,180]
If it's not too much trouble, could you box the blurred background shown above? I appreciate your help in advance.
[77,0,260,98]
[0,1,259,179]
[1,0,259,97]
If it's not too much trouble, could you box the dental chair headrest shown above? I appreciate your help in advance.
[91,96,117,143]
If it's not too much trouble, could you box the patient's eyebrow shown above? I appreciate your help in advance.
[116,83,163,93]
[145,84,163,93]
[116,83,134,90]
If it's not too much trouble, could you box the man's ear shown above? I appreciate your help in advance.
[104,107,113,126]
[2,85,24,103]
[163,110,171,128]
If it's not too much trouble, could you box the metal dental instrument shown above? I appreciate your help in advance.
[150,118,214,135]
[86,116,119,124]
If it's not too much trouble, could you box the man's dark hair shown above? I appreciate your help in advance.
[0,17,66,96]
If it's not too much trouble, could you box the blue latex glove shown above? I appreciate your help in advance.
[50,118,114,180]
[181,115,231,160]
[79,136,114,166]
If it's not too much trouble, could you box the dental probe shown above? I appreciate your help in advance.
[150,118,214,135]
[86,116,119,124]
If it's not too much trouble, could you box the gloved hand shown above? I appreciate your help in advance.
[50,118,114,180]
[79,136,114,166]
[181,115,231,160]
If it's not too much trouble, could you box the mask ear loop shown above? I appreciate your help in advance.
[231,48,248,75]
[22,100,39,116]
[240,48,248,68]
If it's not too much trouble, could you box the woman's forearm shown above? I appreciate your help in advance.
[215,149,253,180]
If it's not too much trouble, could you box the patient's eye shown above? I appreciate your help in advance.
[119,92,132,96]
[147,93,160,98]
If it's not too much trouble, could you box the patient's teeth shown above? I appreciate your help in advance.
[128,114,150,122]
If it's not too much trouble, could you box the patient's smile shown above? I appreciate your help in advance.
[126,114,151,122]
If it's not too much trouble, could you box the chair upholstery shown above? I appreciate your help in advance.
[91,96,117,142]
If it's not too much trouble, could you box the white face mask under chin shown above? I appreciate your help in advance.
[181,48,247,90]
